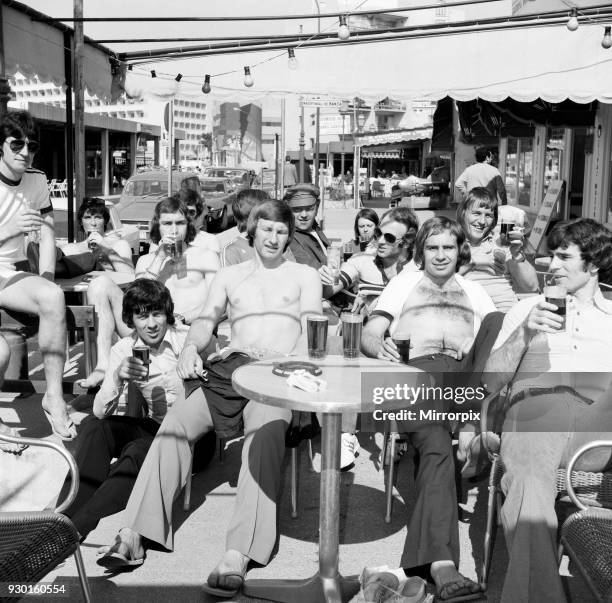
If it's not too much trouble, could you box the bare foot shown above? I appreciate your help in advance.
[206,549,249,592]
[0,421,28,454]
[431,560,482,599]
[76,368,105,390]
[41,394,77,440]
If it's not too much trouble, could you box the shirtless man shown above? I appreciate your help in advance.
[97,200,321,599]
[77,196,219,389]
[0,110,75,439]
[62,197,133,273]
[361,217,502,602]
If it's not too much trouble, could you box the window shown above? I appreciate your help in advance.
[505,137,533,207]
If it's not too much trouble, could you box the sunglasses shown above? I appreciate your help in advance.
[291,204,317,213]
[8,139,40,154]
[186,208,198,217]
[374,228,402,245]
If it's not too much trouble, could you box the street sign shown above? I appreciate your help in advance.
[528,179,564,253]
[299,96,343,108]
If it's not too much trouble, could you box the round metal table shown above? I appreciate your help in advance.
[232,354,428,603]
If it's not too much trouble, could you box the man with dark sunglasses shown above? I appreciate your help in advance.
[320,207,420,468]
[0,110,75,440]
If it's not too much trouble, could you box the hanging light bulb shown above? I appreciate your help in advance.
[288,48,298,70]
[243,66,254,87]
[338,15,350,40]
[202,74,211,94]
[150,70,157,78]
[603,26,612,49]
[175,73,183,82]
[566,8,579,32]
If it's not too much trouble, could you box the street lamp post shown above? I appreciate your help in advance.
[339,100,350,200]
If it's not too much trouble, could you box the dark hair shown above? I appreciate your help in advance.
[149,195,197,245]
[547,218,612,284]
[246,200,295,251]
[0,110,39,148]
[413,216,471,272]
[122,279,175,329]
[380,207,419,261]
[352,208,380,244]
[177,188,204,218]
[456,187,498,241]
[233,188,269,232]
[77,197,110,233]
[475,147,491,163]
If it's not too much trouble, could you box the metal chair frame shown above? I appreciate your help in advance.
[559,441,612,603]
[0,433,92,602]
[479,391,612,590]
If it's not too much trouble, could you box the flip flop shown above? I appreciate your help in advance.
[96,540,145,570]
[434,575,485,602]
[202,571,245,598]
[42,408,77,441]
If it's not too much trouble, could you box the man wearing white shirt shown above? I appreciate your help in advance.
[64,280,188,541]
[483,218,612,603]
[455,147,507,205]
[362,217,501,602]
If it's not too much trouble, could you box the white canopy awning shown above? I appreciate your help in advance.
[123,23,612,104]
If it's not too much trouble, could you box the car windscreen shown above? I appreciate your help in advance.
[200,181,225,192]
[133,179,169,196]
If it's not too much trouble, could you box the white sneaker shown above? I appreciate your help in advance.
[340,433,361,469]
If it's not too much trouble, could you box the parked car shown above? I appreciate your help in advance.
[199,176,237,231]
[202,167,252,191]
[115,169,201,241]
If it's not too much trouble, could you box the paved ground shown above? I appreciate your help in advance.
[0,388,594,603]
[0,202,594,602]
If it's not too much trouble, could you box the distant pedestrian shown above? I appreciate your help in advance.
[455,146,507,205]
[283,155,298,188]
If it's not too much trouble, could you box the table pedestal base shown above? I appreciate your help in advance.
[243,572,360,603]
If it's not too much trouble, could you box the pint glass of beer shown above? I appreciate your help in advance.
[544,280,567,330]
[132,345,150,379]
[307,315,328,359]
[341,312,363,359]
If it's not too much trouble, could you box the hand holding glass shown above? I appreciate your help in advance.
[327,245,342,285]
[544,277,567,330]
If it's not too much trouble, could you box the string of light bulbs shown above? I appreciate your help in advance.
[123,4,612,95]
[564,4,612,48]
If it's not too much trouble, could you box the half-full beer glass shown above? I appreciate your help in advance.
[341,312,363,359]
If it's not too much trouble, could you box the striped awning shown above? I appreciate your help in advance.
[362,149,402,159]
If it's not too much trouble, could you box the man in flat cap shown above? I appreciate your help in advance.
[283,184,330,269]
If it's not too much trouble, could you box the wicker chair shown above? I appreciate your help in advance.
[560,440,612,603]
[479,392,612,590]
[0,433,92,602]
